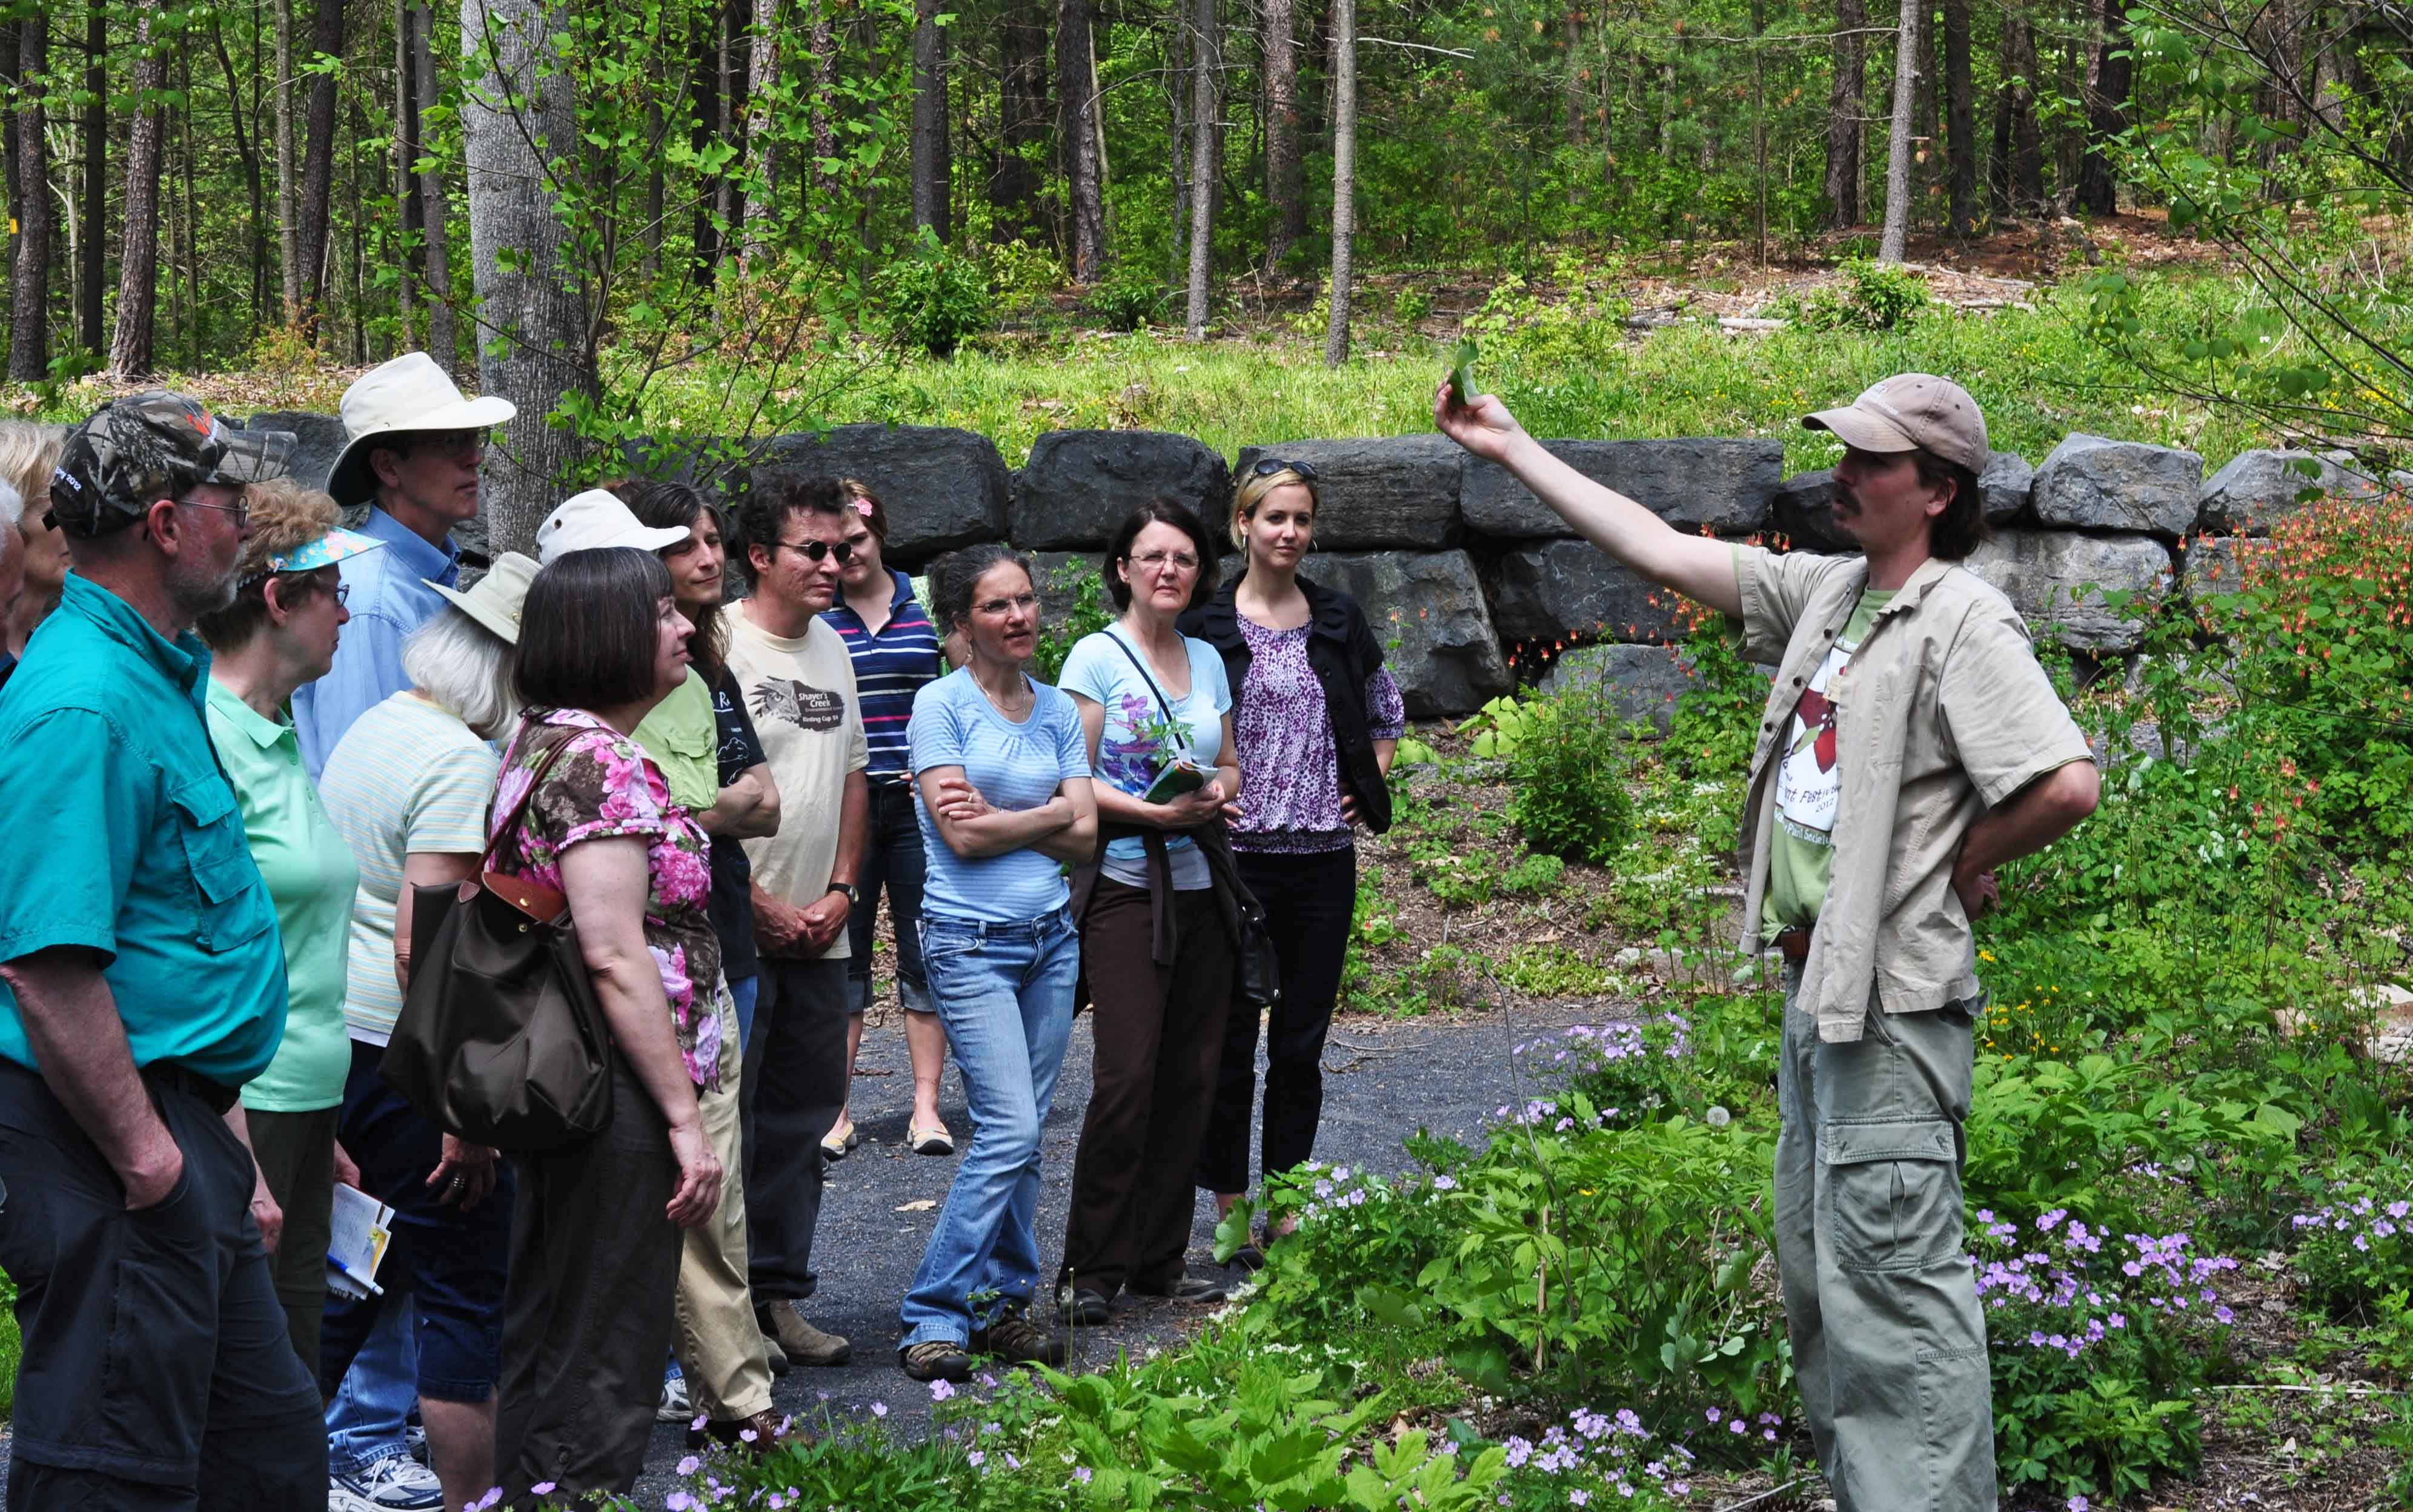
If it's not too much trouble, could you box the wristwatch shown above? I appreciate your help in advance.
[826,882,860,907]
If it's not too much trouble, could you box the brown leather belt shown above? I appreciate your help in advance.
[1773,925,1814,964]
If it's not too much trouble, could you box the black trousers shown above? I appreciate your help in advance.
[742,953,851,1304]
[0,1058,325,1511]
[1195,847,1356,1195]
[496,1058,682,1505]
[1059,881,1233,1298]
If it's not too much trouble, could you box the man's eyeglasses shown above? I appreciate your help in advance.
[773,537,857,565]
[1250,457,1318,482]
[179,496,251,529]
[399,429,487,461]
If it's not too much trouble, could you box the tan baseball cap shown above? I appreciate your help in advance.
[1804,373,1990,473]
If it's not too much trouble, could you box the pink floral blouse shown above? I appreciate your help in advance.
[492,708,729,1090]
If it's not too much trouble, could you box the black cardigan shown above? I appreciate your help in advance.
[1180,572,1395,837]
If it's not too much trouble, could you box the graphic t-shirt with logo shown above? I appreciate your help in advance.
[1762,589,1894,940]
[726,610,869,957]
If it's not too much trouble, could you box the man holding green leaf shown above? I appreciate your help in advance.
[1435,372,2100,1512]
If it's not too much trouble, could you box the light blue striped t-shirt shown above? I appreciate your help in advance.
[909,669,1090,924]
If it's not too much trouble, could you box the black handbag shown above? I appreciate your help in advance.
[1103,632,1283,1010]
[379,730,616,1151]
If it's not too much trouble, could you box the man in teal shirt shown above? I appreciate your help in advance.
[0,393,328,1510]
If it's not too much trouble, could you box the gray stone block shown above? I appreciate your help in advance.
[1012,429,1233,549]
[746,423,1009,560]
[1026,548,1107,646]
[1488,538,1699,645]
[1232,436,1462,549]
[1979,449,2034,524]
[237,410,348,496]
[2179,534,2275,605]
[2197,448,2382,535]
[1306,550,1510,717]
[1459,437,1780,539]
[1538,642,1702,733]
[1771,469,1849,551]
[1963,529,2174,651]
[2031,433,2203,537]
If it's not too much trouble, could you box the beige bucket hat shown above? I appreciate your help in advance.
[326,353,519,507]
[534,488,692,565]
[427,551,540,645]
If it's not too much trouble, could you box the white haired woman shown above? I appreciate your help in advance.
[314,555,537,1512]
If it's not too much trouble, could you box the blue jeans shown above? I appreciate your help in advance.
[898,906,1080,1348]
[326,1299,417,1476]
[846,779,931,1015]
[731,973,759,1050]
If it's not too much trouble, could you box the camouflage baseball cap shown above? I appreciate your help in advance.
[50,391,296,536]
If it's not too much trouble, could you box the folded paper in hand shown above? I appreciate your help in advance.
[327,1182,395,1301]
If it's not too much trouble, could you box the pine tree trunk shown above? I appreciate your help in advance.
[740,0,778,262]
[1943,0,1974,236]
[1057,0,1103,282]
[108,2,167,377]
[808,2,835,200]
[2074,0,2128,213]
[1825,0,1864,227]
[1323,0,1353,368]
[1876,0,1919,262]
[911,0,951,241]
[690,8,721,279]
[414,2,456,373]
[206,13,268,337]
[79,0,104,355]
[394,0,418,348]
[993,7,1047,241]
[2006,9,2043,210]
[296,0,348,325]
[178,33,197,369]
[1263,0,1302,267]
[9,15,51,382]
[274,0,299,320]
[462,0,597,555]
[1183,0,1217,338]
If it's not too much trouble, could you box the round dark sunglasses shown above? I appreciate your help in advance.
[772,537,858,565]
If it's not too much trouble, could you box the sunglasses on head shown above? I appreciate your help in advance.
[1251,457,1318,482]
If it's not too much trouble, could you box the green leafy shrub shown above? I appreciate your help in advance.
[1031,568,1111,685]
[881,237,992,357]
[2291,1180,2413,1319]
[1493,943,1608,996]
[1084,266,1170,332]
[1792,257,1933,333]
[1498,852,1566,898]
[1509,690,1633,864]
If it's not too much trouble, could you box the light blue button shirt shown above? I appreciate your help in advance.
[292,506,462,781]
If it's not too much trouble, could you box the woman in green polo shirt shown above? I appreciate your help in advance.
[197,477,388,1374]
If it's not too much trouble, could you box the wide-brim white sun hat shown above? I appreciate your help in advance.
[325,352,518,507]
[427,551,540,645]
[535,488,695,565]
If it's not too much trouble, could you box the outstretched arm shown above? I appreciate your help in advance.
[1434,383,1743,619]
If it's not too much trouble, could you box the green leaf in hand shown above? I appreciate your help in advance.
[1446,339,1479,409]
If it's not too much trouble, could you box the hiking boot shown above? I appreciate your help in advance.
[972,1307,1066,1368]
[1132,1275,1227,1305]
[899,1339,975,1383]
[758,1301,852,1366]
[1057,1285,1111,1327]
[686,1408,794,1454]
[760,1330,790,1375]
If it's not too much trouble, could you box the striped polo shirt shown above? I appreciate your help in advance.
[821,568,943,780]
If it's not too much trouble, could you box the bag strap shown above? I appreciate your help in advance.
[1106,629,1183,736]
[480,723,587,876]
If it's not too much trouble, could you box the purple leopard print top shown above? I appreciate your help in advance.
[1229,616,1406,855]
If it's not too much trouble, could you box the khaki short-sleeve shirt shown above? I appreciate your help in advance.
[1732,546,2094,1041]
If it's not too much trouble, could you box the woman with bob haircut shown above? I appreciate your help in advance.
[0,420,67,667]
[1178,460,1404,1270]
[318,550,539,1511]
[894,543,1096,1383]
[489,546,728,1502]
[194,478,385,1386]
[1054,497,1247,1327]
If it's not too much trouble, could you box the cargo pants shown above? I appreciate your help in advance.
[1773,967,1996,1512]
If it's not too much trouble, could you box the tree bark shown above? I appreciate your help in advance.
[1183,0,1218,337]
[911,0,951,241]
[1263,0,1302,268]
[992,5,1048,241]
[394,0,418,348]
[1057,0,1103,282]
[1876,0,1919,262]
[9,15,51,381]
[206,13,268,336]
[1323,0,1353,367]
[807,1,835,201]
[740,0,778,261]
[295,0,349,324]
[107,2,167,377]
[274,0,299,319]
[462,0,598,555]
[1990,7,2042,217]
[689,5,721,279]
[1943,0,1974,236]
[1825,0,1865,227]
[413,2,456,372]
[79,0,104,355]
[2074,0,2129,214]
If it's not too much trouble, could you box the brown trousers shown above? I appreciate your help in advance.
[1058,880,1234,1299]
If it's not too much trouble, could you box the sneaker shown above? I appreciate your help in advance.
[403,1418,428,1465]
[900,1338,976,1382]
[657,1368,692,1423]
[1057,1285,1111,1327]
[972,1307,1066,1368]
[330,1454,446,1511]
[758,1300,852,1366]
[1133,1275,1228,1305]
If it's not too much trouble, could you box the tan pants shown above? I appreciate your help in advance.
[674,1007,774,1421]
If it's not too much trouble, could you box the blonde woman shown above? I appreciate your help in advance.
[0,421,68,665]
[1177,460,1403,1269]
